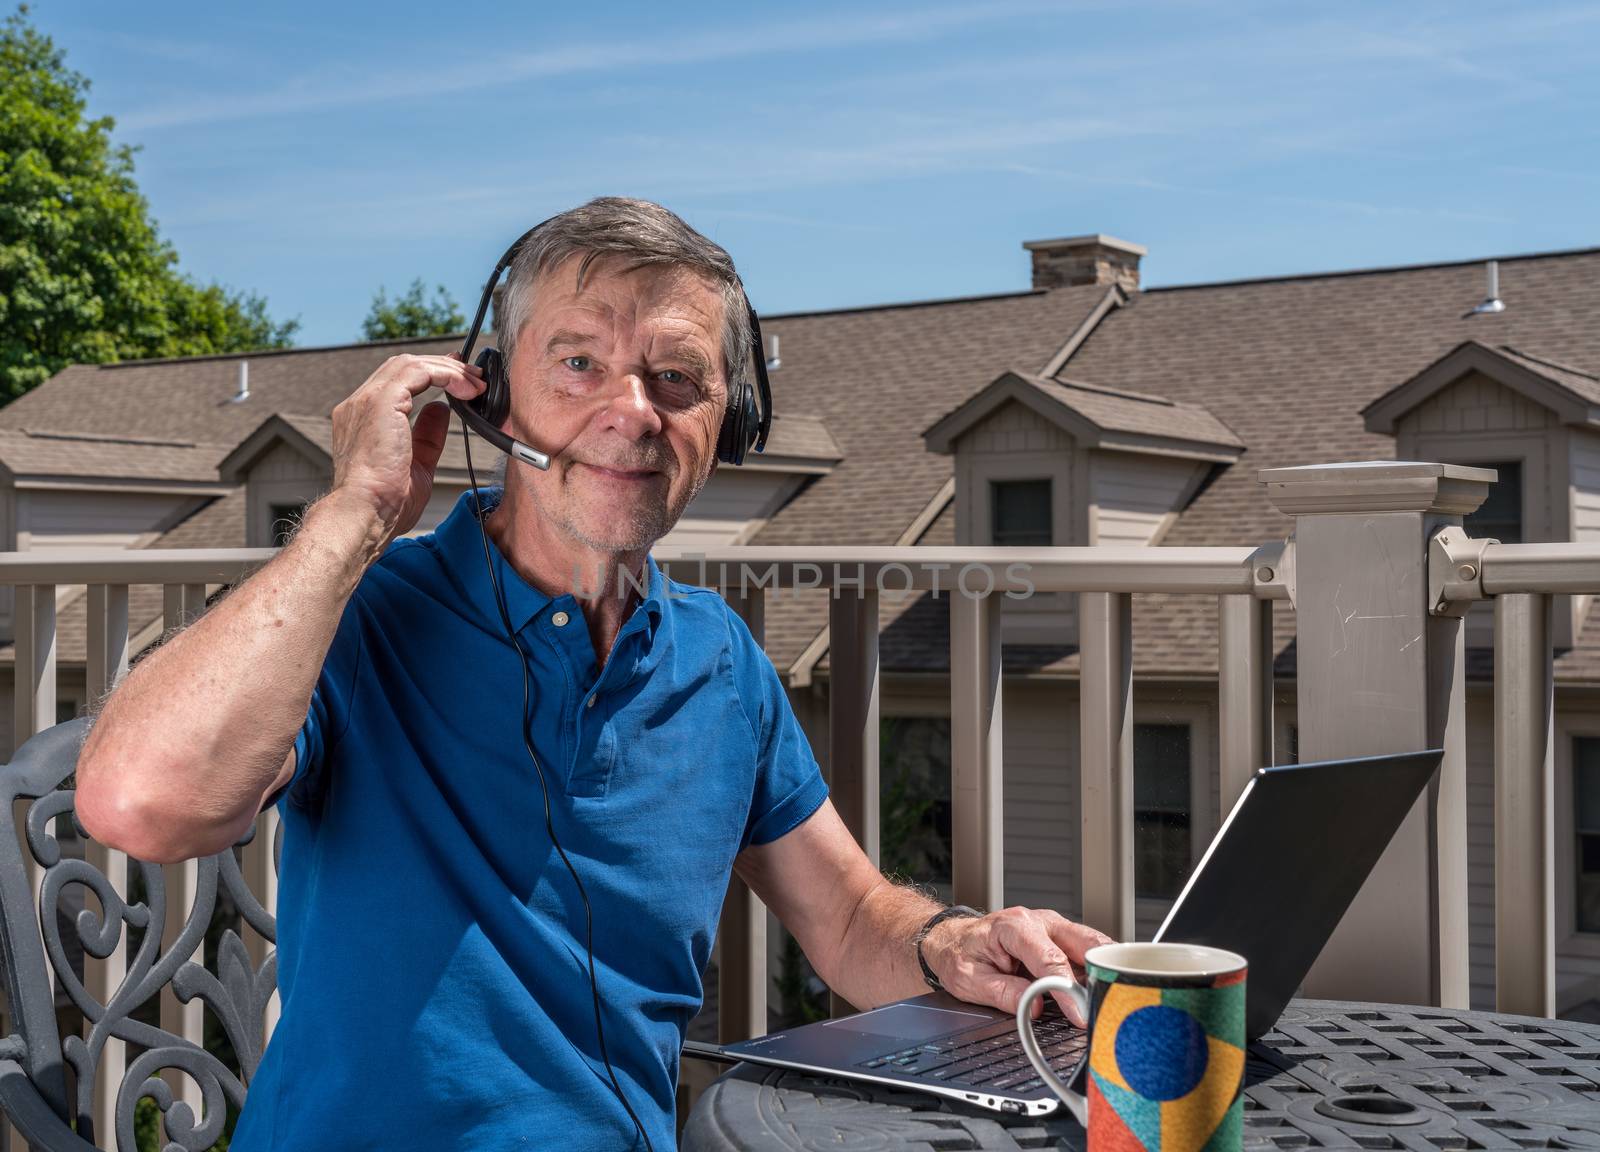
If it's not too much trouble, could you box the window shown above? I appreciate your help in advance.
[991,479,1052,546]
[1465,461,1522,544]
[1577,737,1600,933]
[1134,723,1192,900]
[269,501,310,548]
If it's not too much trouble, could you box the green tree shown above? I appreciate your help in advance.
[0,6,297,403]
[360,278,465,341]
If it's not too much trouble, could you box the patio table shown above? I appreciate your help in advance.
[682,998,1600,1150]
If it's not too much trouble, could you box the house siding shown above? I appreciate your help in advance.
[1571,429,1600,636]
[1090,453,1201,546]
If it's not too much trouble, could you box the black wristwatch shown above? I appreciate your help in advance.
[913,904,983,992]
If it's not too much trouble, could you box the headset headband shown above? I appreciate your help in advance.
[446,219,773,469]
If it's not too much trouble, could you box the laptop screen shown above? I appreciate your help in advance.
[1153,748,1443,1042]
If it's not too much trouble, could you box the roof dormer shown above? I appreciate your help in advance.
[923,368,1242,550]
[1363,340,1600,648]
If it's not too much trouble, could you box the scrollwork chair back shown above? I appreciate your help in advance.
[0,718,277,1151]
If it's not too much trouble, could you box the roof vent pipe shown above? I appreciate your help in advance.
[1470,261,1506,315]
[765,334,781,372]
[229,360,250,403]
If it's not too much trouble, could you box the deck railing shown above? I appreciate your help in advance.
[1,460,1597,1148]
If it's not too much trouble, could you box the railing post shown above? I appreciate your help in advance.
[240,807,281,1040]
[1494,593,1556,1017]
[1079,591,1134,942]
[718,589,768,1042]
[828,587,880,1016]
[950,592,1004,917]
[1218,595,1274,811]
[1261,462,1491,1007]
[158,585,208,1122]
[85,583,131,1144]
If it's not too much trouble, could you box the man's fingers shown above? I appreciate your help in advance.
[994,914,1088,1025]
[973,971,1042,1017]
[1041,910,1116,967]
[410,400,453,476]
[995,915,1075,979]
[382,354,485,404]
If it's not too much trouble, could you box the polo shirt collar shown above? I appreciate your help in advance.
[433,485,666,642]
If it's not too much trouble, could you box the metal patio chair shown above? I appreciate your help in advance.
[0,718,276,1151]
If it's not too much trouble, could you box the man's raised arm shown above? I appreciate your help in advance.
[74,354,485,863]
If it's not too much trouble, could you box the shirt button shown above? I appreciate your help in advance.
[586,695,597,709]
[552,611,570,627]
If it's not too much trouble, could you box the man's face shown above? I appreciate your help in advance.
[500,255,727,555]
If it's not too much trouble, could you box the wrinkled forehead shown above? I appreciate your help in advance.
[525,252,726,345]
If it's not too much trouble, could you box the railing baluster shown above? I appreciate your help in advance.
[85,583,131,1145]
[12,583,57,1024]
[1218,595,1274,812]
[1494,592,1555,1017]
[718,589,768,1042]
[1080,591,1134,942]
[158,583,208,1123]
[950,593,1003,915]
[828,588,880,1017]
[240,806,281,1042]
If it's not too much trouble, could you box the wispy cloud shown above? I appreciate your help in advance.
[120,0,1100,131]
[1006,162,1515,225]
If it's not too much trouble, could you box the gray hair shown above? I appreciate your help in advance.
[495,197,754,405]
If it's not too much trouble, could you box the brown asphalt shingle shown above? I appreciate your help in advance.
[14,247,1600,685]
[0,428,231,483]
[779,248,1600,682]
[748,286,1112,668]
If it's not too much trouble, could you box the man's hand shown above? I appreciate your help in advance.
[330,353,487,557]
[922,907,1114,1026]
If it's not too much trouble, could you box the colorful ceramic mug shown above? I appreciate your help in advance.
[1017,942,1247,1152]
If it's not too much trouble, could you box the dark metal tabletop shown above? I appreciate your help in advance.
[682,999,1600,1150]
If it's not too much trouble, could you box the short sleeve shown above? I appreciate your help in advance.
[727,606,829,851]
[272,593,365,811]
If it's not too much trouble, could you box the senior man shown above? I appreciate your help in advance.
[76,197,1111,1150]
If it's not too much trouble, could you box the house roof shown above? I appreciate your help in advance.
[756,245,1600,680]
[14,244,1600,684]
[1362,340,1600,433]
[922,368,1243,461]
[0,427,232,485]
[0,334,475,444]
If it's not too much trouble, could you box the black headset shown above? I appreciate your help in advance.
[447,217,774,1152]
[446,217,774,471]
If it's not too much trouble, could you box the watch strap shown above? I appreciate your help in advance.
[913,904,983,992]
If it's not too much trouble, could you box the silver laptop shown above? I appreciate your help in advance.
[700,748,1443,1118]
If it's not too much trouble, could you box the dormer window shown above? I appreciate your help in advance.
[1363,340,1600,649]
[1463,460,1522,544]
[270,501,309,548]
[991,479,1052,546]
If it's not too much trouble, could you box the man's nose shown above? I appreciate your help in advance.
[600,372,664,440]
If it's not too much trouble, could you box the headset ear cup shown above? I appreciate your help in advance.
[717,377,752,466]
[472,348,510,428]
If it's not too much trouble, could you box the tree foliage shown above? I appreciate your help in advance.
[360,278,464,341]
[0,6,297,403]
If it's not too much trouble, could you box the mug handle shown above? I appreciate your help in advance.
[1016,975,1090,1126]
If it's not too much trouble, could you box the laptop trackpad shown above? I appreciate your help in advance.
[822,1003,996,1042]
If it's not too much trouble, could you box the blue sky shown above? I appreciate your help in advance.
[38,1,1600,348]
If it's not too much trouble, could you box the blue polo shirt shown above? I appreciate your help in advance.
[231,485,828,1151]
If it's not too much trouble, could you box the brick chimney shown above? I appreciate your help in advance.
[1023,234,1145,292]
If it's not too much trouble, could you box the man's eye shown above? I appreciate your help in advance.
[563,356,591,371]
[659,369,686,385]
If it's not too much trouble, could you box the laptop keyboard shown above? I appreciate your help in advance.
[854,1001,1087,1095]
